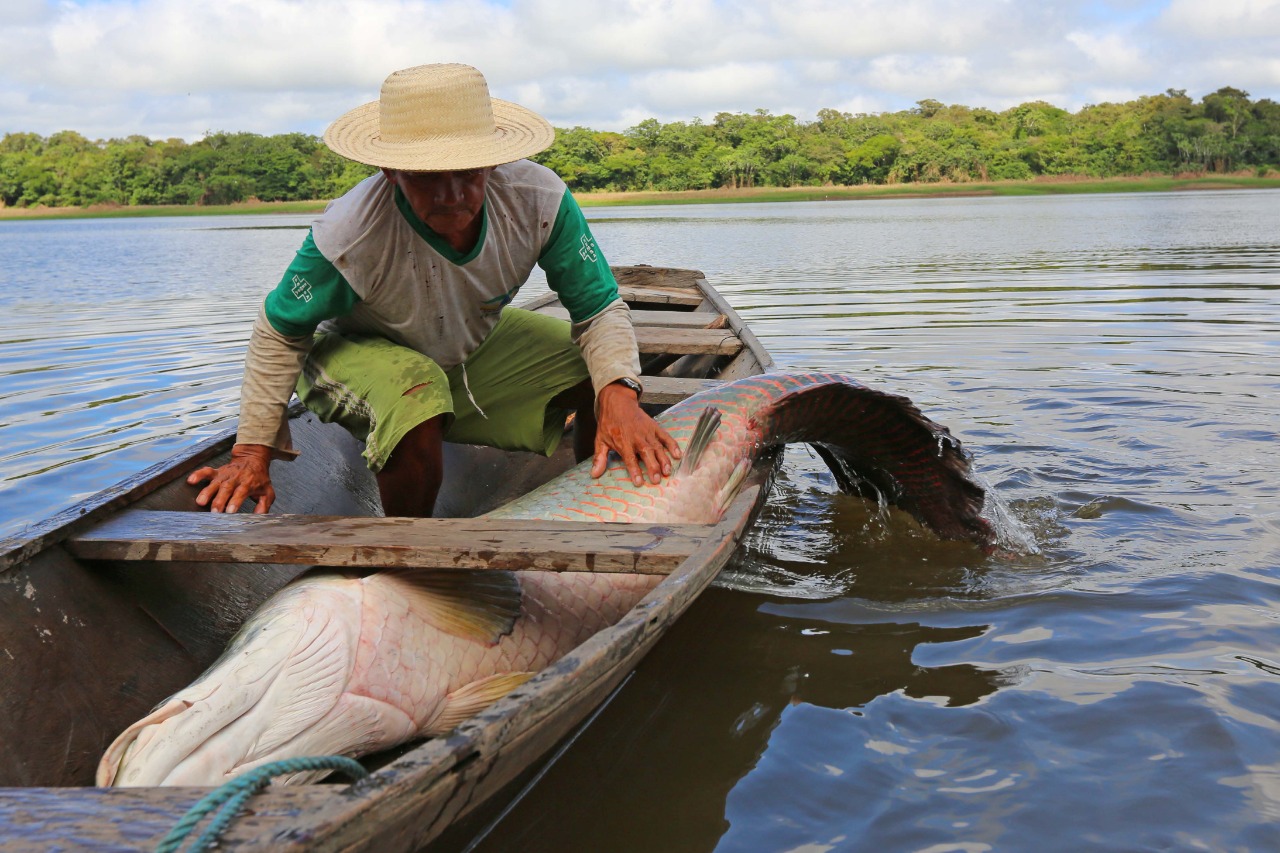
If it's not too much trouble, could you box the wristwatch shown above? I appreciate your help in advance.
[613,377,643,396]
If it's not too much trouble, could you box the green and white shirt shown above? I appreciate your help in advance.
[237,160,640,452]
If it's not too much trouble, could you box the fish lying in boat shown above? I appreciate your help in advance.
[97,372,993,787]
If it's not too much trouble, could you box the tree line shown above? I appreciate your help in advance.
[1,87,1276,209]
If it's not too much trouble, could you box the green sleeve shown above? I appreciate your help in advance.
[537,190,619,323]
[263,230,361,336]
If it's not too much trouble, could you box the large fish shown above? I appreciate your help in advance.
[97,372,993,787]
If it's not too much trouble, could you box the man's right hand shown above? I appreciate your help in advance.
[188,443,276,514]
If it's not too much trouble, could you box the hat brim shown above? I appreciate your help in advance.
[323,97,555,171]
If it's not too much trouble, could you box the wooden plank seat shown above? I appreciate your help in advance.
[639,376,724,405]
[613,266,707,290]
[618,285,705,306]
[537,306,727,329]
[65,511,715,575]
[634,326,743,356]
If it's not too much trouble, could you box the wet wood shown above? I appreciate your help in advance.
[634,326,743,356]
[67,512,714,575]
[640,376,724,404]
[537,306,727,329]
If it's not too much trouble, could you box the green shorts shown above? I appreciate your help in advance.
[297,308,590,472]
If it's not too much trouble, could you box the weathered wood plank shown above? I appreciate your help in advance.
[634,326,743,356]
[612,265,706,290]
[618,285,704,306]
[536,306,727,329]
[696,283,776,374]
[0,785,342,852]
[66,512,714,574]
[640,376,724,405]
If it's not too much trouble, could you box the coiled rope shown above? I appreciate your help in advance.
[155,755,369,853]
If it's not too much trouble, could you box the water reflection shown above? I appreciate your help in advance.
[0,215,309,531]
[450,586,1010,853]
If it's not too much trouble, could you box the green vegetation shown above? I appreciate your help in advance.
[0,131,373,209]
[533,87,1278,192]
[1,87,1277,214]
[573,174,1280,206]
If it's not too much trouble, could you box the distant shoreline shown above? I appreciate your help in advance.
[1,174,1277,221]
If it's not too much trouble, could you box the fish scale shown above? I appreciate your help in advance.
[490,371,991,543]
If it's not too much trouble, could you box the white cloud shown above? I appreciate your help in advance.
[516,0,731,70]
[770,0,1000,57]
[0,0,1275,139]
[863,55,975,99]
[0,0,49,26]
[1066,31,1151,78]
[1161,0,1280,38]
[631,63,788,112]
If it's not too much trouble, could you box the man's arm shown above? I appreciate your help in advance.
[189,232,359,512]
[538,191,680,484]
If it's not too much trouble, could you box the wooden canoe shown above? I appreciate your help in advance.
[0,266,774,851]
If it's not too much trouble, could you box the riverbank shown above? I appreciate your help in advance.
[1,174,1277,220]
[577,173,1280,206]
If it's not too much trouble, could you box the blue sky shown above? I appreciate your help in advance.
[1,0,1277,141]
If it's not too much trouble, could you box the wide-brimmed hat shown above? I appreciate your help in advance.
[323,64,555,171]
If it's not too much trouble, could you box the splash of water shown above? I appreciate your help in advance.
[971,470,1041,556]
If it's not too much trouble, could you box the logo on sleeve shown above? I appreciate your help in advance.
[291,274,313,302]
[578,235,598,264]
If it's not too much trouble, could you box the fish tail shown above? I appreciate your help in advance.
[752,374,994,547]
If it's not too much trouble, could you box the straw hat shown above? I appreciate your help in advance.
[323,64,555,171]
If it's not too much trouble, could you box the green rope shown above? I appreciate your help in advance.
[155,755,369,853]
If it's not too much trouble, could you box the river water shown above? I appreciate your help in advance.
[2,190,1279,851]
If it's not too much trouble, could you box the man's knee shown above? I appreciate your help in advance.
[387,414,446,466]
[403,413,446,442]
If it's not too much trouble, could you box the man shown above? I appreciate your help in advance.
[189,63,679,517]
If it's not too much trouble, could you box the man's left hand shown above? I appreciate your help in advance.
[591,382,682,486]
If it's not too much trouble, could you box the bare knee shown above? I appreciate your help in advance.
[377,415,446,517]
[395,414,445,454]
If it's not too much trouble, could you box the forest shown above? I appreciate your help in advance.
[0,86,1276,209]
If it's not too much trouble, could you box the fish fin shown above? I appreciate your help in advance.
[99,587,352,787]
[210,694,415,786]
[426,672,536,735]
[95,697,190,786]
[174,606,355,779]
[677,406,722,475]
[380,569,523,645]
[713,458,753,515]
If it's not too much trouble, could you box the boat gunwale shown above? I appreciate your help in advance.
[0,426,236,573]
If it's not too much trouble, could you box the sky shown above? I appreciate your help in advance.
[1,0,1278,142]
